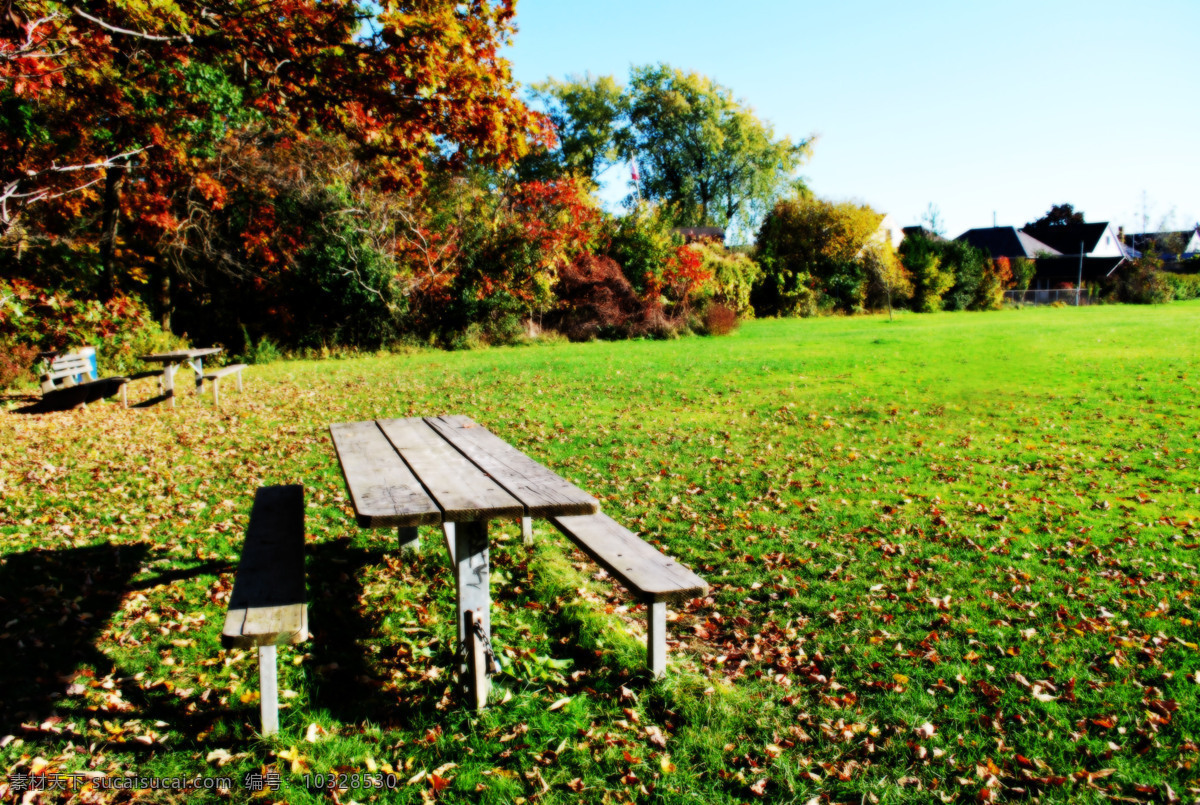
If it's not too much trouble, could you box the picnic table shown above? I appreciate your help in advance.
[138,348,222,407]
[330,415,707,711]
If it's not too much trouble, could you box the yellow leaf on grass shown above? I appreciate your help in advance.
[276,746,308,774]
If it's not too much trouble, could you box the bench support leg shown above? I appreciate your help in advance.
[521,516,533,545]
[259,644,279,735]
[648,601,667,679]
[236,370,243,393]
[189,356,205,394]
[398,525,420,555]
[454,520,492,710]
[119,381,128,408]
[212,377,221,407]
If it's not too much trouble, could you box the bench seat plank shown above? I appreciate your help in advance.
[222,485,308,648]
[330,421,442,528]
[549,513,708,603]
[425,415,599,518]
[203,364,247,380]
[377,417,524,523]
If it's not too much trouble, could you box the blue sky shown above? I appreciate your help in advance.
[503,0,1199,240]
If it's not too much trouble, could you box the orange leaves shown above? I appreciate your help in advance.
[192,173,228,210]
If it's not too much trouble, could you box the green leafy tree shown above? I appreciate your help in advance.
[899,232,954,313]
[937,239,989,311]
[623,65,812,235]
[1011,257,1037,291]
[523,74,625,184]
[1025,204,1085,241]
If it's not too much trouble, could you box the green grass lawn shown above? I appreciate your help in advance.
[3,302,1200,804]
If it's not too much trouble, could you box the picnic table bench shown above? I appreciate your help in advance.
[221,485,307,735]
[329,415,707,710]
[37,349,128,408]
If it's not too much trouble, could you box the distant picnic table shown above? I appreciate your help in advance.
[329,415,708,710]
[138,348,222,408]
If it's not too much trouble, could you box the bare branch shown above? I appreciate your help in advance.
[71,6,192,43]
[1,147,149,235]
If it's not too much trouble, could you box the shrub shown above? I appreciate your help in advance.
[1011,257,1037,291]
[899,234,954,313]
[602,203,681,296]
[1114,250,1173,304]
[548,254,650,341]
[1163,272,1200,301]
[687,241,761,315]
[938,240,988,311]
[699,302,739,336]
[0,341,39,391]
[974,258,1013,311]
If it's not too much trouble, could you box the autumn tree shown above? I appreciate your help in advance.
[2,0,549,331]
[862,243,911,320]
[752,195,890,315]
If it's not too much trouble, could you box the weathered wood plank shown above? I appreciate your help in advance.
[425,416,599,518]
[549,513,708,604]
[222,485,309,648]
[329,421,442,528]
[377,418,523,522]
[203,363,246,380]
[139,347,223,362]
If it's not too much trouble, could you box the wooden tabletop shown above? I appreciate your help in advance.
[138,347,223,362]
[330,415,600,527]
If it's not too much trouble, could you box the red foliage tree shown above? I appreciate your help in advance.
[2,1,550,302]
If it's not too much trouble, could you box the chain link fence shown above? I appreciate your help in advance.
[1003,289,1094,306]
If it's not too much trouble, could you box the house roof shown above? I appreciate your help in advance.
[1123,228,1199,254]
[954,227,1060,259]
[1022,222,1113,255]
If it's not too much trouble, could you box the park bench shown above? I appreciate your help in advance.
[549,512,708,677]
[37,349,129,408]
[202,363,247,406]
[221,485,307,736]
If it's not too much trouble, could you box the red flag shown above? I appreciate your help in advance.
[630,158,639,183]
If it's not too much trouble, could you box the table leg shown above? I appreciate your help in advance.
[454,520,494,710]
[398,525,420,554]
[441,523,465,673]
[189,356,204,393]
[162,364,179,408]
[521,516,533,545]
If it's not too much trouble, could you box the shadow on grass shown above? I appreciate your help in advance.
[304,536,638,725]
[0,543,246,753]
[305,539,428,727]
[7,379,127,414]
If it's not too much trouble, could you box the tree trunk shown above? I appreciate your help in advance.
[98,165,125,300]
[155,261,172,331]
